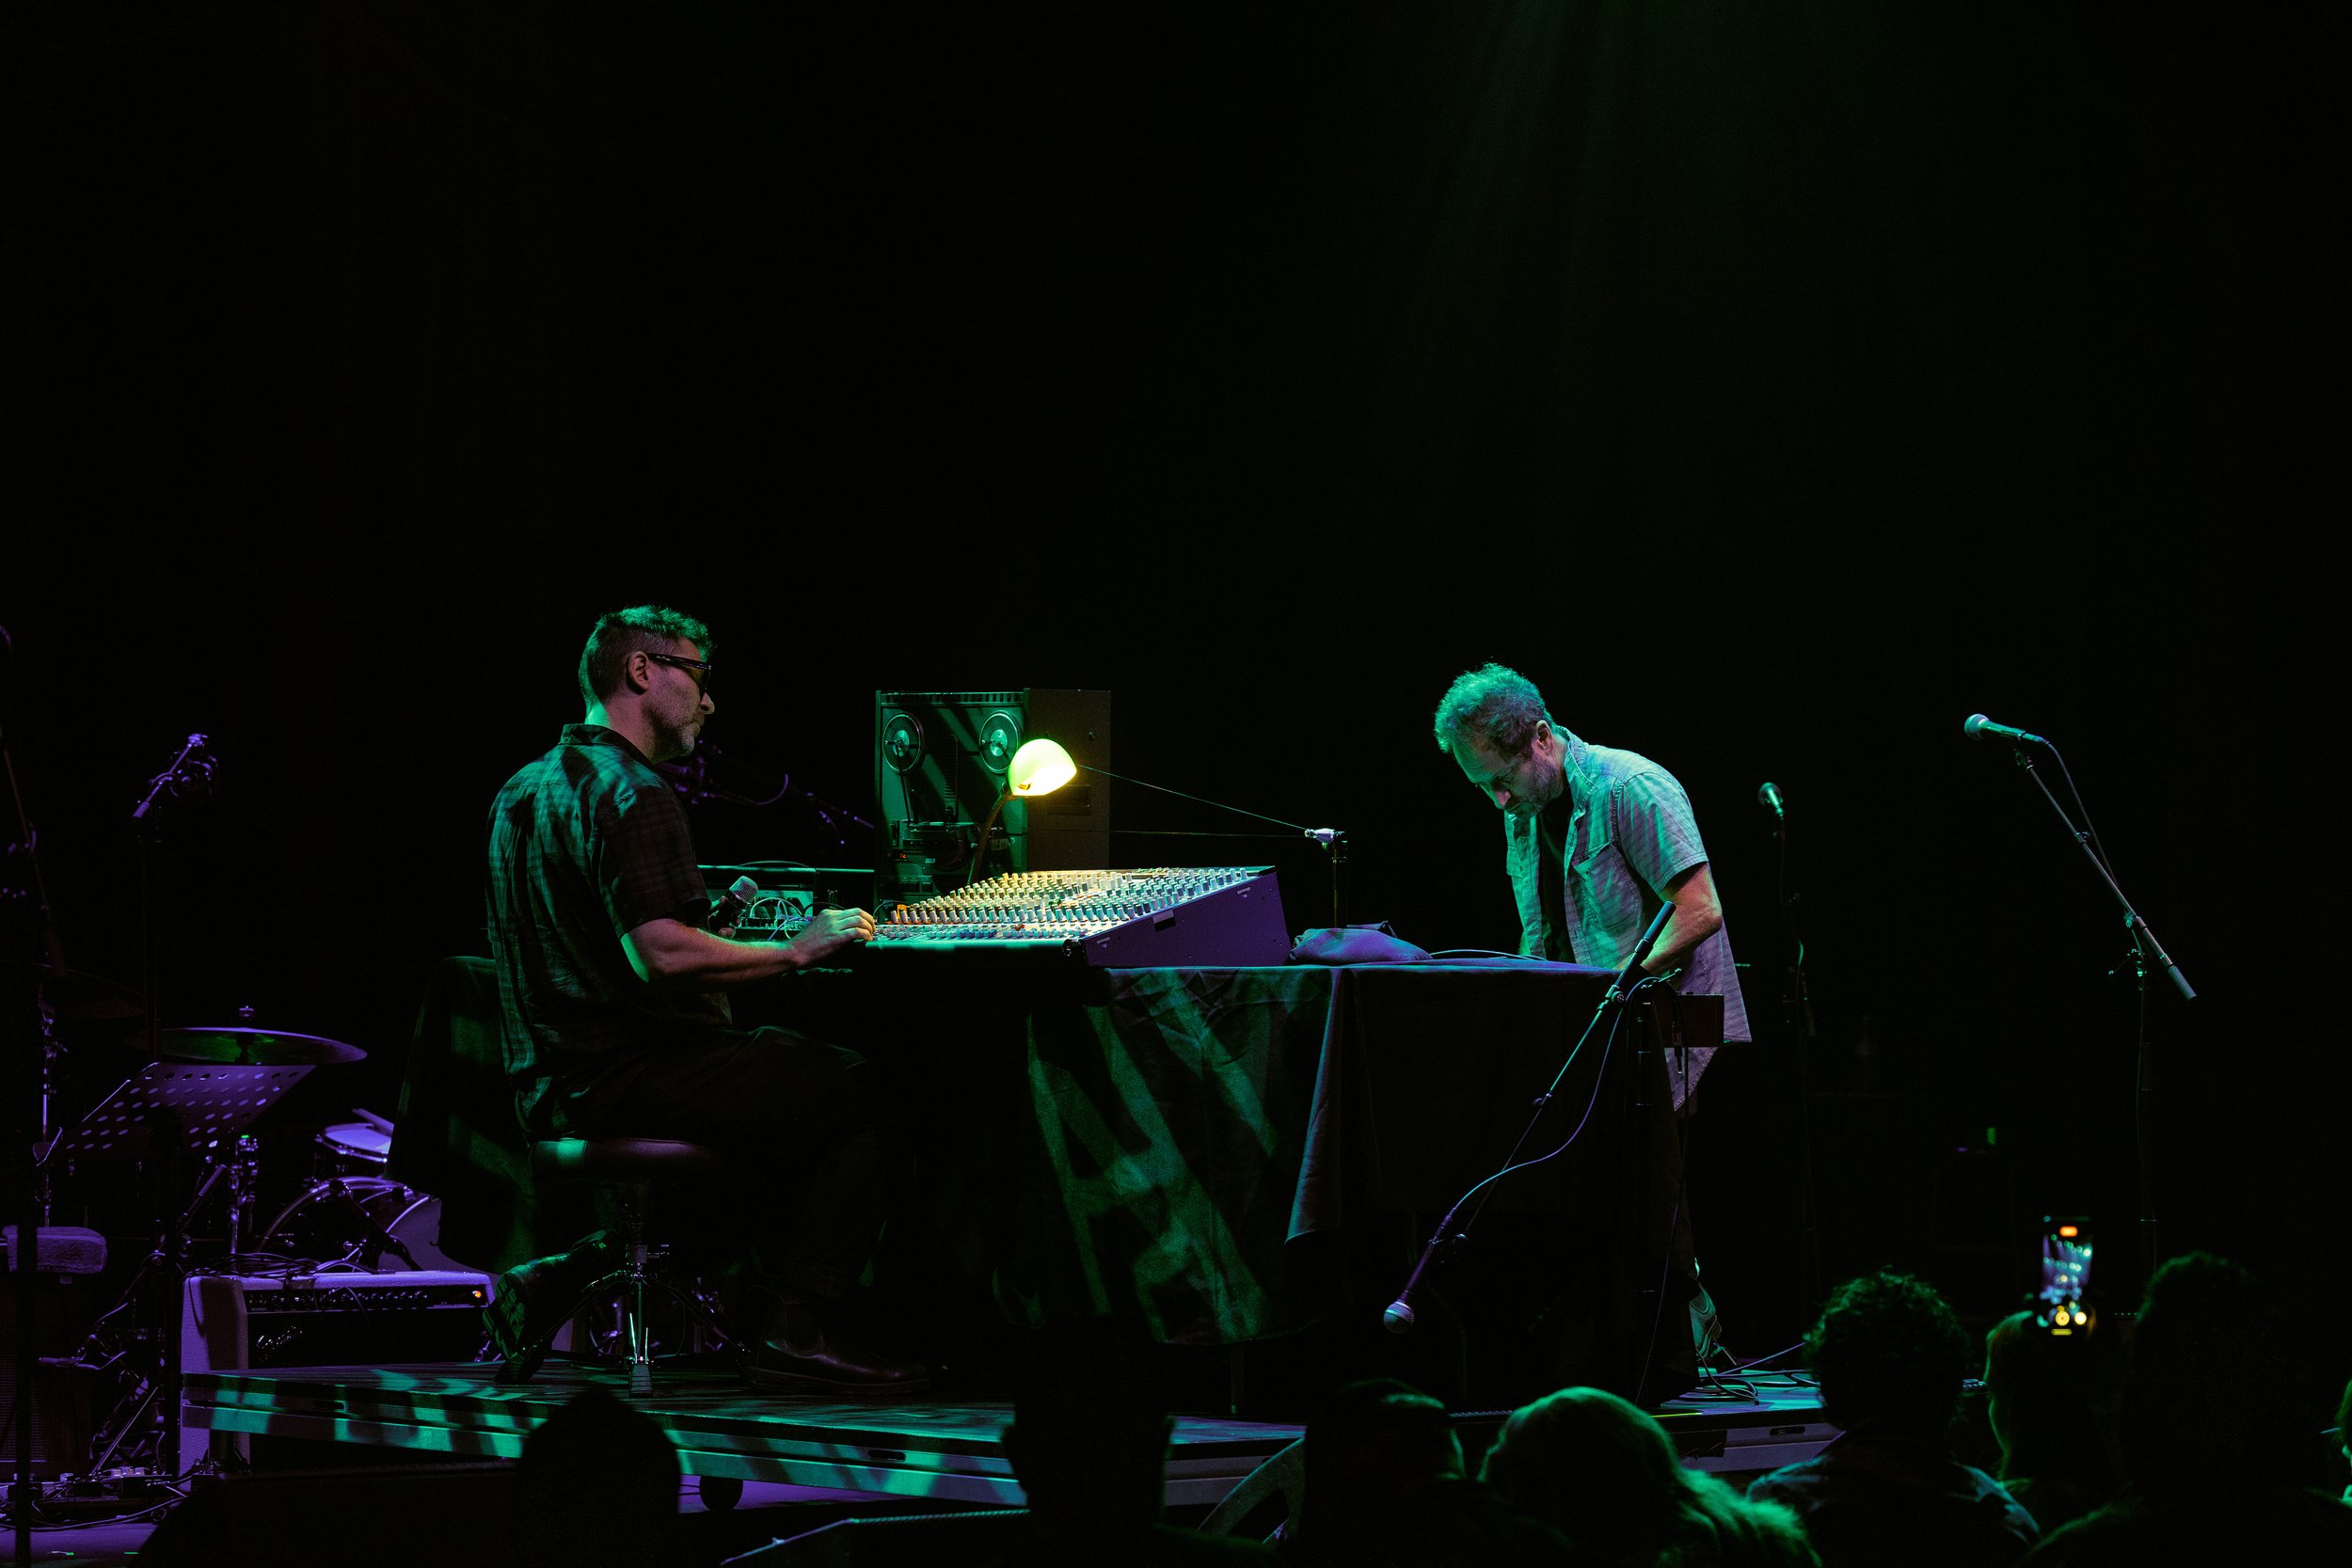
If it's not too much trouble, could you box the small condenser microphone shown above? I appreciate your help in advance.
[707,875,759,932]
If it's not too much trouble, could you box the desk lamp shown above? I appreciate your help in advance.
[964,739,1080,885]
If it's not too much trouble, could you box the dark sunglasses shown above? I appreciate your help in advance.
[647,652,712,693]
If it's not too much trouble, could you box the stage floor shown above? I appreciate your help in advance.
[183,1360,1836,1505]
[183,1361,1303,1507]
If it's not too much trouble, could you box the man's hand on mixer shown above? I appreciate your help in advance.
[786,906,877,967]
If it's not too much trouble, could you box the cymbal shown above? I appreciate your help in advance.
[37,967,148,1022]
[156,1027,367,1066]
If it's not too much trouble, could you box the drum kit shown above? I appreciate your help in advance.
[32,992,465,1477]
[8,728,463,1498]
[39,1010,457,1273]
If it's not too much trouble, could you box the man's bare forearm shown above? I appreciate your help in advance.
[1642,905,1724,974]
[625,908,877,988]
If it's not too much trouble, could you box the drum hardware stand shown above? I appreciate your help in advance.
[28,1003,64,1223]
[294,1171,420,1271]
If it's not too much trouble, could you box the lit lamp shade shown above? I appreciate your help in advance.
[1008,738,1076,798]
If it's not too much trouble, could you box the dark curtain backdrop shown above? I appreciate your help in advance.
[7,4,2337,1364]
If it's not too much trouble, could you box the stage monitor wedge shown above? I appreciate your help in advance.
[876,689,1108,900]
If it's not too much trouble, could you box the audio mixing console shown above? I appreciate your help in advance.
[871,866,1292,966]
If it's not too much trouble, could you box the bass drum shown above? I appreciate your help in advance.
[256,1177,469,1272]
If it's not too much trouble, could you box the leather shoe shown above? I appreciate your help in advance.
[485,1232,617,1361]
[746,1302,930,1394]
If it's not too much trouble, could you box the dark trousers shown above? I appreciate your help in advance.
[558,1027,898,1303]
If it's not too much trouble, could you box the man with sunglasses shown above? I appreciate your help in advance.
[485,604,923,1392]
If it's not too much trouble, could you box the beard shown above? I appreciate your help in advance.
[648,708,702,764]
[1522,752,1567,811]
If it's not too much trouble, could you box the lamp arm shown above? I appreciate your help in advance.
[965,788,1012,886]
[1081,765,1306,832]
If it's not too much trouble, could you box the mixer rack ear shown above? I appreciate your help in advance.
[866,866,1291,967]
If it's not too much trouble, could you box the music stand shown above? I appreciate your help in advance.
[55,1062,312,1163]
[54,1062,312,1479]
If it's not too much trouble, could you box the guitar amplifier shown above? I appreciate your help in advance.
[181,1269,493,1470]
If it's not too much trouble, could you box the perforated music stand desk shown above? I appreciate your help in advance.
[54,1062,314,1162]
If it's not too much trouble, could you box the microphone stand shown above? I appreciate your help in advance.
[4,635,59,1557]
[1385,902,1676,1336]
[1766,795,1823,1306]
[124,736,215,1480]
[2005,745,2193,1284]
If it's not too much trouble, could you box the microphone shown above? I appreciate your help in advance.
[707,874,759,932]
[1756,782,1785,819]
[1385,1222,1457,1334]
[1963,714,2049,747]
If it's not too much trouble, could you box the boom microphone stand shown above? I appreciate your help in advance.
[1384,902,1677,1335]
[1971,715,2193,1284]
[123,736,216,1478]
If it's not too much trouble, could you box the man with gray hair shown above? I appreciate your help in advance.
[1433,661,1749,1099]
[1435,662,1748,1364]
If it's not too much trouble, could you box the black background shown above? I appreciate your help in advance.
[6,4,2339,1380]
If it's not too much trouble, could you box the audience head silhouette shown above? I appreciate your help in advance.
[1480,1385,1816,1566]
[1295,1378,1574,1566]
[1980,1308,2122,1528]
[1003,1317,1173,1536]
[2016,1254,2352,1564]
[1746,1272,2038,1568]
[1807,1269,1971,1438]
[1299,1377,1463,1542]
[513,1386,679,1568]
[2119,1252,2319,1494]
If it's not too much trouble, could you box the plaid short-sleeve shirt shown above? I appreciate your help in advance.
[485,723,729,1130]
[1505,731,1751,1094]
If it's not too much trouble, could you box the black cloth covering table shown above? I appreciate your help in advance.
[750,958,1681,1361]
[404,956,1685,1385]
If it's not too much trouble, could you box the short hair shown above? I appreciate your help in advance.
[1432,663,1549,757]
[1807,1270,1972,1434]
[577,604,714,708]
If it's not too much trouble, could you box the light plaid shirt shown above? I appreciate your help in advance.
[1505,729,1750,1096]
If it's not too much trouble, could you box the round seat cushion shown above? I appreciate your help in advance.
[4,1224,109,1275]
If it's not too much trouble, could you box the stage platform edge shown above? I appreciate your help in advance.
[184,1362,1836,1506]
[183,1362,1300,1507]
